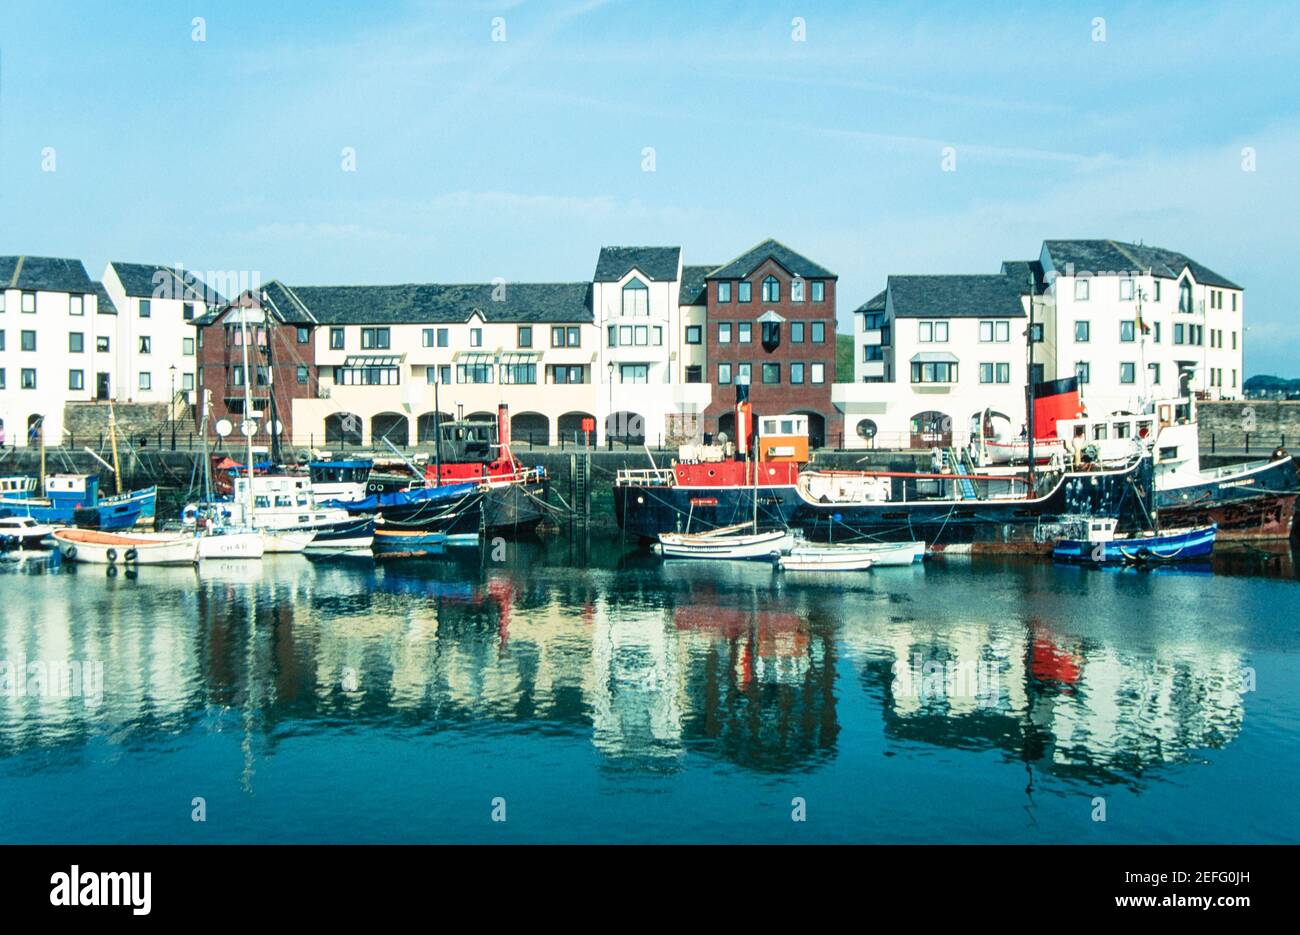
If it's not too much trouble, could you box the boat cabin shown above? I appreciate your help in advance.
[0,476,38,499]
[309,458,374,502]
[1053,396,1199,473]
[756,415,810,463]
[44,474,102,508]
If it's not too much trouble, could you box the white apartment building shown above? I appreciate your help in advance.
[835,239,1245,450]
[836,274,1031,448]
[591,247,711,447]
[102,262,222,405]
[1,256,110,447]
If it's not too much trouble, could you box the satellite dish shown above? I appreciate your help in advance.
[240,420,258,437]
[215,419,233,437]
[270,420,284,436]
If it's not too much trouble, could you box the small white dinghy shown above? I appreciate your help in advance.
[54,528,199,566]
[856,540,926,566]
[656,522,795,560]
[778,544,876,572]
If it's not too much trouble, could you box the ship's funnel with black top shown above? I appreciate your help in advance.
[1027,376,1083,440]
[735,382,753,457]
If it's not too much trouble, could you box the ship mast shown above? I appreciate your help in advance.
[238,303,256,527]
[1026,291,1036,494]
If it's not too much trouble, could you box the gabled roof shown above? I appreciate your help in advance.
[109,261,225,304]
[855,290,887,313]
[594,246,681,283]
[1041,240,1239,289]
[999,259,1047,294]
[705,238,836,281]
[0,255,95,294]
[203,280,594,327]
[887,274,1027,319]
[678,264,716,305]
[93,282,119,316]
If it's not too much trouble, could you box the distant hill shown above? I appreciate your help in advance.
[1244,374,1300,392]
[836,333,855,382]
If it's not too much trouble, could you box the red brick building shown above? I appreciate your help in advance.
[193,286,319,450]
[703,239,840,447]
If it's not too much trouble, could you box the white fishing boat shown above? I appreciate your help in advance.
[53,528,199,566]
[656,523,795,560]
[778,546,875,572]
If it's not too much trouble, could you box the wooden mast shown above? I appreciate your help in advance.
[108,403,123,495]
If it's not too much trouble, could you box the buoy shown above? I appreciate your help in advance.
[124,548,138,564]
[105,547,118,563]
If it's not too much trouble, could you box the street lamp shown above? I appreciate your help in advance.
[606,361,615,449]
[169,365,178,450]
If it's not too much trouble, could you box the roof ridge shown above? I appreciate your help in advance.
[9,256,22,289]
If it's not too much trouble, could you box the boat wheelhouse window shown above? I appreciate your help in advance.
[1160,446,1178,460]
[298,496,309,506]
[255,496,271,509]
[781,419,794,434]
[1092,424,1108,440]
[1114,422,1130,439]
[275,495,293,507]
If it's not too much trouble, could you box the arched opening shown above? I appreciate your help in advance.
[789,410,827,448]
[417,411,455,443]
[371,412,410,447]
[605,410,645,445]
[716,412,736,444]
[325,412,362,446]
[466,411,496,422]
[557,411,597,447]
[910,410,952,449]
[27,414,45,446]
[511,411,549,446]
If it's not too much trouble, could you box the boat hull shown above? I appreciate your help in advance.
[197,531,266,560]
[657,529,795,560]
[482,479,548,534]
[615,483,802,540]
[779,552,874,571]
[373,528,480,557]
[54,529,199,566]
[1053,524,1217,564]
[1155,456,1299,540]
[304,517,375,551]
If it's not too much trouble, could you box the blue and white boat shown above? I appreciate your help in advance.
[1053,518,1217,564]
[0,474,151,531]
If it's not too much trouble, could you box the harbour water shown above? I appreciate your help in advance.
[1,534,1297,844]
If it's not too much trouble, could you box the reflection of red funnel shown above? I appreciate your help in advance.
[1031,638,1082,685]
[673,606,802,639]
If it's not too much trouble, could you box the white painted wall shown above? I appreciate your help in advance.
[102,265,200,405]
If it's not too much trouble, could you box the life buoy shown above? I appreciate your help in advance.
[124,548,139,564]
[182,504,198,525]
[63,545,77,561]
[105,547,118,564]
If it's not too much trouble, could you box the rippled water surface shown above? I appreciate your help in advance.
[1,536,1297,843]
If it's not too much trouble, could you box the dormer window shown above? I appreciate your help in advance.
[622,278,649,316]
[1178,278,1193,314]
[762,276,780,302]
[790,277,805,302]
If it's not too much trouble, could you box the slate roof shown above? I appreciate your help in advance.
[1041,240,1239,289]
[203,280,594,327]
[999,259,1047,293]
[706,238,836,281]
[93,282,120,316]
[109,261,225,304]
[886,275,1027,318]
[0,255,95,293]
[855,290,887,313]
[678,265,716,305]
[593,246,681,283]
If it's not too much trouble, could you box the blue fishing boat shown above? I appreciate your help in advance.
[1053,518,1217,564]
[372,527,480,558]
[0,474,148,531]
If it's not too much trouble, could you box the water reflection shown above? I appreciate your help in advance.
[0,539,1291,793]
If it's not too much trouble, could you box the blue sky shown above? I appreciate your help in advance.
[4,0,1299,374]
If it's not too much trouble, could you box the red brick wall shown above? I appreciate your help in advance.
[196,310,315,447]
[703,258,841,445]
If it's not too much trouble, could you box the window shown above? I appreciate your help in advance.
[1178,279,1193,313]
[685,325,702,344]
[811,321,826,343]
[183,337,195,356]
[622,279,649,316]
[1120,362,1136,384]
[997,363,1010,383]
[296,365,309,384]
[762,276,780,302]
[21,292,36,313]
[633,325,648,346]
[736,363,752,384]
[97,336,110,352]
[1120,278,1135,300]
[0,292,5,312]
[685,365,702,383]
[516,325,532,348]
[717,282,732,303]
[737,281,752,303]
[139,372,152,391]
[619,363,649,384]
[980,320,1011,343]
[863,345,884,361]
[790,362,805,384]
[361,327,390,349]
[918,321,947,343]
[1152,322,1161,343]
[1120,321,1136,342]
[811,281,825,302]
[738,322,752,343]
[718,322,732,344]
[0,369,5,389]
[69,369,84,390]
[139,299,151,318]
[1076,362,1090,384]
[1174,323,1185,345]
[762,362,781,384]
[551,326,581,348]
[21,368,36,389]
[1030,363,1044,384]
[337,364,402,386]
[292,326,308,344]
[619,325,633,346]
[1149,362,1161,384]
[791,278,805,302]
[911,361,958,383]
[426,364,452,385]
[1232,293,1237,311]
[500,363,537,384]
[255,365,270,386]
[139,336,151,354]
[810,362,825,384]
[330,327,344,350]
[761,320,780,347]
[547,365,588,384]
[0,332,4,351]
[231,365,244,386]
[458,363,495,384]
[422,328,436,347]
[184,303,197,321]
[21,330,36,351]
[1154,280,1162,302]
[1029,324,1043,343]
[69,332,84,353]
[470,328,482,347]
[791,321,805,343]
[979,363,994,384]
[653,326,663,346]
[1074,279,1089,301]
[718,363,733,384]
[70,295,83,315]
[1231,331,1237,350]
[607,324,617,347]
